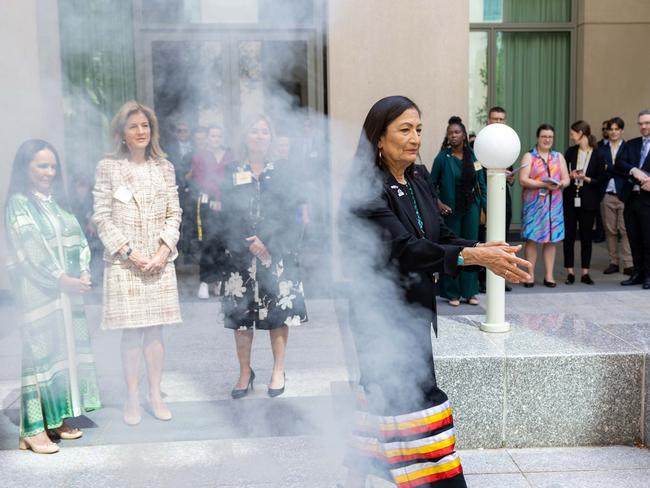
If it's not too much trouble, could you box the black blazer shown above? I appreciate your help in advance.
[344,164,476,331]
[563,145,606,211]
[615,136,650,204]
[220,160,303,259]
[599,141,627,201]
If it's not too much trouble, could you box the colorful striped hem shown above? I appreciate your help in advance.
[390,453,463,487]
[351,427,457,465]
[354,400,453,439]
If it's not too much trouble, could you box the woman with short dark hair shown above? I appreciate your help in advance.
[5,139,101,453]
[339,96,531,488]
[430,116,487,306]
[519,124,571,287]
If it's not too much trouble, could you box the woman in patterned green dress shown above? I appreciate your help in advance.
[5,140,101,454]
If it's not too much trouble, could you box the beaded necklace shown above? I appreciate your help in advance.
[405,180,424,233]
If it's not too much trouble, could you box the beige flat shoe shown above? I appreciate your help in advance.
[448,299,461,307]
[19,435,59,454]
[149,400,172,421]
[467,296,480,306]
[123,404,142,426]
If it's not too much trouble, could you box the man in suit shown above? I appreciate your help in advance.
[600,117,633,275]
[615,109,650,289]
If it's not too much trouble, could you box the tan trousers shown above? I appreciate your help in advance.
[601,193,633,268]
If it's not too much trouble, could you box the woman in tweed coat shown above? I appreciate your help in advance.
[93,101,182,425]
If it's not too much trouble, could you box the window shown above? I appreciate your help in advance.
[470,0,575,225]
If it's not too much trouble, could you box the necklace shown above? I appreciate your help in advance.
[405,180,424,233]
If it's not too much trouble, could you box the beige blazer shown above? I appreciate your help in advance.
[92,158,182,329]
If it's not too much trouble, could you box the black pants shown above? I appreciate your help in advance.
[563,205,597,269]
[624,193,650,277]
[198,208,226,284]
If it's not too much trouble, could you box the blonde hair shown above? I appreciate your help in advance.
[237,113,274,161]
[108,101,166,160]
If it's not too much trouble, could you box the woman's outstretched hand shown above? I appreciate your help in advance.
[462,244,532,283]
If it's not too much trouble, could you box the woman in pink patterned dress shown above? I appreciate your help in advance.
[519,124,570,288]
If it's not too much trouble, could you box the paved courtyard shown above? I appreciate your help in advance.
[1,242,650,487]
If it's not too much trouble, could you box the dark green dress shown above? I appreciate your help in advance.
[430,149,486,300]
[6,193,101,437]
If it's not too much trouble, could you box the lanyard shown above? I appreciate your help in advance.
[576,149,591,189]
[405,181,424,233]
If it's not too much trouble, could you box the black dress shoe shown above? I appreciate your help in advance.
[644,279,650,290]
[231,369,255,399]
[621,273,644,286]
[543,280,557,288]
[268,372,286,398]
[603,264,619,275]
[623,267,634,276]
[505,284,512,292]
[581,274,595,285]
[565,273,575,285]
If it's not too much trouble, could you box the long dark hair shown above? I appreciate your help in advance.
[352,96,421,174]
[441,116,475,216]
[570,120,597,149]
[5,139,68,212]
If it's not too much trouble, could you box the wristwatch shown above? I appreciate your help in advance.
[120,246,132,261]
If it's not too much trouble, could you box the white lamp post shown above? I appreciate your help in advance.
[473,124,521,333]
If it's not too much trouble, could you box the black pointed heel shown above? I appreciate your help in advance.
[268,372,286,398]
[231,369,255,399]
[565,273,575,285]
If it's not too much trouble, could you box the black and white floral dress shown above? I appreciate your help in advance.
[220,160,307,330]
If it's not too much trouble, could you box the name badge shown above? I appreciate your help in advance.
[474,161,483,171]
[200,192,209,204]
[113,185,133,204]
[233,171,253,186]
[574,197,581,208]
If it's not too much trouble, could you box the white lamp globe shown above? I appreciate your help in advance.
[474,124,521,169]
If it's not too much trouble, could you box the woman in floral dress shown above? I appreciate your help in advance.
[220,114,307,399]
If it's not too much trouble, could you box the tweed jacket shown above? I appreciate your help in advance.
[92,157,182,329]
[93,158,181,261]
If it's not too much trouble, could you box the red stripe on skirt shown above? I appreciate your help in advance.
[385,444,456,465]
[396,464,464,488]
[380,414,453,439]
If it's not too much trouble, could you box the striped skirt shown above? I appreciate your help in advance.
[348,390,465,487]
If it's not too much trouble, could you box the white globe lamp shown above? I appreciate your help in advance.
[473,124,521,333]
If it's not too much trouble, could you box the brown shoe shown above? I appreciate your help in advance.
[49,422,83,440]
[623,267,634,276]
[603,264,619,275]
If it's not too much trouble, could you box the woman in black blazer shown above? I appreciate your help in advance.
[563,120,606,285]
[339,96,531,488]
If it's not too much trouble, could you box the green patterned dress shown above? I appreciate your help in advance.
[5,192,101,437]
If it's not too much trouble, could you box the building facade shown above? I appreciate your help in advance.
[1,0,649,286]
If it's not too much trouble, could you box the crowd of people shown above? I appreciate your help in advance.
[5,95,649,476]
[435,106,650,307]
[5,101,309,454]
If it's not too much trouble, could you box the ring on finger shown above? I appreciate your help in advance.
[504,270,510,279]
